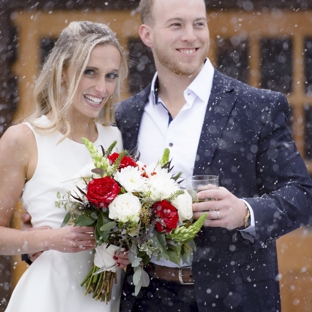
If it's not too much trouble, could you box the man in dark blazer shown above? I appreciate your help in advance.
[116,0,312,311]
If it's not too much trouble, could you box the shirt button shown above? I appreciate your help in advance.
[169,142,173,147]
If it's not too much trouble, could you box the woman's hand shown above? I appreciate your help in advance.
[21,211,95,253]
[43,225,96,253]
[114,250,130,269]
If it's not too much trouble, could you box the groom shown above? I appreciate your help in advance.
[115,0,312,311]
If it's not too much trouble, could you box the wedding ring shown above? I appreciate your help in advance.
[215,210,220,219]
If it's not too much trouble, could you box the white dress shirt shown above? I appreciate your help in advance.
[138,59,214,184]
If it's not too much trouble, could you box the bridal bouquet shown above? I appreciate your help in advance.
[56,138,206,303]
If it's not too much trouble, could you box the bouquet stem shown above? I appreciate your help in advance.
[81,264,117,303]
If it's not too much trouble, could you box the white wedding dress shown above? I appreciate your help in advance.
[6,116,124,312]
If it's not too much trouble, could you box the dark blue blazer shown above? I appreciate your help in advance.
[115,70,312,311]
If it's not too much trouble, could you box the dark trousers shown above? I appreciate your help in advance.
[120,272,199,312]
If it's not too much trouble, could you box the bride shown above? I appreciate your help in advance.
[0,21,129,312]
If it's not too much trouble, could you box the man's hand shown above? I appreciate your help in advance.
[21,211,51,262]
[192,186,247,230]
[21,211,34,231]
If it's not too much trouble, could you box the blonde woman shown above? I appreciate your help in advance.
[0,21,128,312]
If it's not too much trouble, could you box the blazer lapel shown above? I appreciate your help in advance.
[117,85,151,152]
[193,70,237,175]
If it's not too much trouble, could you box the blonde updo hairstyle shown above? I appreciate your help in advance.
[28,20,128,137]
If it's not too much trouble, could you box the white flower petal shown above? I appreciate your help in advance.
[114,167,146,192]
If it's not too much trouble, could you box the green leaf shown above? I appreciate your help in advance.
[129,244,138,264]
[75,214,96,226]
[131,258,142,267]
[181,242,194,263]
[159,148,170,166]
[133,266,143,285]
[95,211,106,235]
[100,221,116,232]
[95,227,109,245]
[151,231,169,261]
[167,249,181,265]
[133,267,144,296]
[134,280,142,296]
[104,140,117,157]
[140,253,151,265]
[94,225,103,245]
[188,239,196,251]
[141,269,150,287]
[90,212,98,220]
[172,172,182,181]
[61,212,71,227]
[129,244,142,267]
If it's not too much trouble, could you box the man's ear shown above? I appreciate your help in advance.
[139,24,153,48]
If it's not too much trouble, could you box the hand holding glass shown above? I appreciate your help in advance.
[186,175,219,202]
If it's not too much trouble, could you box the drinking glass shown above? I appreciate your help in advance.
[186,175,219,202]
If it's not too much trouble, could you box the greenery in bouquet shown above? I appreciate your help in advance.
[56,138,206,302]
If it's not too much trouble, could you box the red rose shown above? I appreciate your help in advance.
[108,153,137,170]
[86,177,120,208]
[153,200,179,233]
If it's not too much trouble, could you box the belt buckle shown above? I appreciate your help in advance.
[178,266,193,285]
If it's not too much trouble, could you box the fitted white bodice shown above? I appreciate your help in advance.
[21,115,123,229]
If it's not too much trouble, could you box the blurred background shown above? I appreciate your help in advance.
[0,0,312,311]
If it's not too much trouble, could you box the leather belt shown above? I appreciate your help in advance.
[146,263,194,285]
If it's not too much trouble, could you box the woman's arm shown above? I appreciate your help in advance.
[0,124,95,255]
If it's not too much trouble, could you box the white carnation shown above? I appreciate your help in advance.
[109,193,141,223]
[137,162,171,179]
[143,174,179,201]
[171,190,193,222]
[114,166,146,192]
[136,160,148,172]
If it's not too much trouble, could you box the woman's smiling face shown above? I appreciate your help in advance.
[63,44,121,119]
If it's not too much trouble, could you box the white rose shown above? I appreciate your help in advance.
[171,190,193,222]
[109,193,141,223]
[114,166,146,192]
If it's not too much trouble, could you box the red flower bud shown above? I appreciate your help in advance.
[108,153,137,170]
[153,200,179,233]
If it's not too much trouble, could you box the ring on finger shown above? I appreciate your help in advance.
[215,210,220,219]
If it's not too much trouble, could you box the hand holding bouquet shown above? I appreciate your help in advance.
[56,138,206,302]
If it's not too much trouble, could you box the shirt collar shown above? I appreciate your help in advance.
[186,58,214,104]
[150,58,214,105]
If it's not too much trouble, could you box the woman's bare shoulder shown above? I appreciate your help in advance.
[0,123,35,159]
[1,123,33,143]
